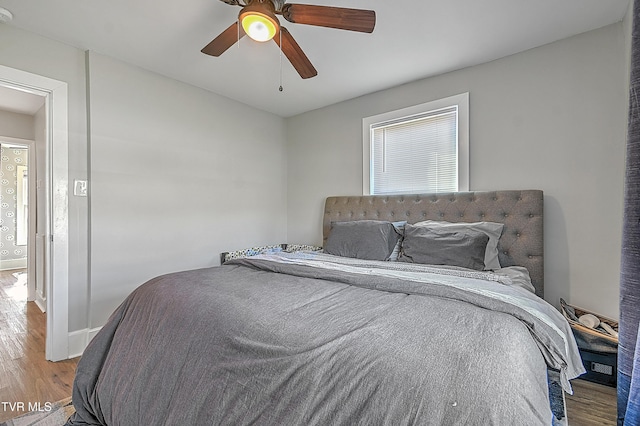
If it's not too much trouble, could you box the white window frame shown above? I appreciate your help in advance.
[362,92,469,195]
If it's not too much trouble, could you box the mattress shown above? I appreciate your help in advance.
[66,252,583,425]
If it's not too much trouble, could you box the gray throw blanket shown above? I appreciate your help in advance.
[67,253,583,425]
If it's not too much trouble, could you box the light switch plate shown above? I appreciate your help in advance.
[74,179,88,197]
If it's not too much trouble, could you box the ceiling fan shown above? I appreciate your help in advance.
[201,0,376,79]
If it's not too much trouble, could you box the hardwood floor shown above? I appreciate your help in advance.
[0,268,619,424]
[566,379,617,425]
[0,269,79,423]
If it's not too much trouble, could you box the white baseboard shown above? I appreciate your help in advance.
[35,293,46,313]
[68,326,103,358]
[88,327,102,343]
[0,258,27,271]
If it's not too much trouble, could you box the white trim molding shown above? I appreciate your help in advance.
[0,259,28,271]
[0,136,38,302]
[68,327,102,358]
[362,92,470,195]
[35,292,46,313]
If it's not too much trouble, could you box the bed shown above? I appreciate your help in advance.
[66,190,584,426]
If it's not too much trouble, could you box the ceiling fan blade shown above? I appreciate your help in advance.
[201,21,246,57]
[273,27,318,79]
[281,4,375,33]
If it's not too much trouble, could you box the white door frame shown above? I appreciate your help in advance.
[0,65,69,361]
[0,136,37,303]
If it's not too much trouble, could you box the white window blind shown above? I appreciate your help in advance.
[363,93,469,195]
[371,106,458,194]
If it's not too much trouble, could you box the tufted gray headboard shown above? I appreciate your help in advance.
[323,190,544,298]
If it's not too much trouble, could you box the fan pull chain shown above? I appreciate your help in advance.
[237,19,241,50]
[278,29,283,92]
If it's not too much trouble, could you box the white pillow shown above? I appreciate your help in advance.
[412,220,504,270]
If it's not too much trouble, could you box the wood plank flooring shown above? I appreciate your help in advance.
[0,268,619,424]
[566,378,618,425]
[0,269,79,423]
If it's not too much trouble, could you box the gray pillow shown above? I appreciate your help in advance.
[398,224,490,270]
[325,220,402,261]
[413,220,504,270]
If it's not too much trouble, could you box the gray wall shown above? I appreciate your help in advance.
[0,110,35,140]
[88,52,288,326]
[286,23,627,319]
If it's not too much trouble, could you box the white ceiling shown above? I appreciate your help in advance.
[0,0,630,117]
[0,85,44,115]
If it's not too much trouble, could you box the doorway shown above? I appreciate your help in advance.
[0,138,38,305]
[0,65,70,361]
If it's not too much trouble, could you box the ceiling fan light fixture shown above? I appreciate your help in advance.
[240,5,278,42]
[205,0,376,79]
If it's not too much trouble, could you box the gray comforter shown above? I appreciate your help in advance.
[67,253,584,426]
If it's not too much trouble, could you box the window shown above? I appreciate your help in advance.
[363,93,469,195]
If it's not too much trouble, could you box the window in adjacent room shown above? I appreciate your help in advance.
[362,92,469,195]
